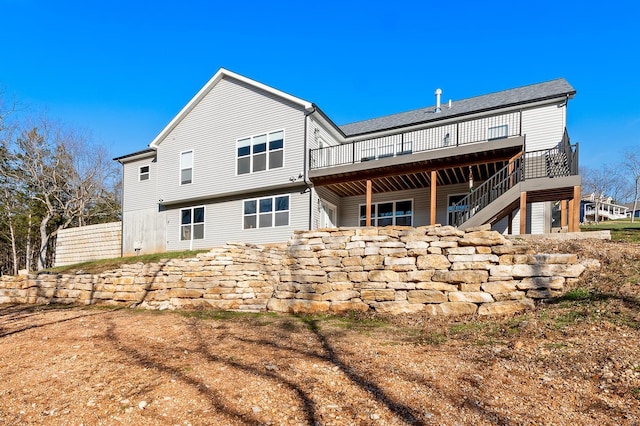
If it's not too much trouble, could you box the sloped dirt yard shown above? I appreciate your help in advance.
[1,239,639,425]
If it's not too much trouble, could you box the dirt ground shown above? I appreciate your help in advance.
[1,239,639,426]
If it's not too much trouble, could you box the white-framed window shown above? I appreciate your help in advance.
[488,124,508,140]
[237,130,284,175]
[180,206,205,241]
[359,199,413,227]
[243,195,290,229]
[139,165,150,181]
[180,150,193,185]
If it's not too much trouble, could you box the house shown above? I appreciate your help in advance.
[580,194,629,223]
[622,202,640,219]
[114,68,580,256]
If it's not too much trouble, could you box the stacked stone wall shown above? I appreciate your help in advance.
[0,226,589,316]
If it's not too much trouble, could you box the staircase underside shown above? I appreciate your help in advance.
[458,175,581,230]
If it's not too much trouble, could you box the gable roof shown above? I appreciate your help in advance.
[339,78,576,137]
[148,68,314,148]
[113,148,155,163]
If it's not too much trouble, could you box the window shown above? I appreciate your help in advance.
[488,124,508,140]
[180,150,193,184]
[243,195,289,229]
[359,200,413,226]
[237,130,284,175]
[180,206,204,241]
[139,165,150,181]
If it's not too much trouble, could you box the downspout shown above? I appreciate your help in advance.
[304,106,317,230]
[119,160,125,257]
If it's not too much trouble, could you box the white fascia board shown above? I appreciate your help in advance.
[149,68,314,149]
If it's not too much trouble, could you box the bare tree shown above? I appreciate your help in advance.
[6,118,119,270]
[621,150,640,223]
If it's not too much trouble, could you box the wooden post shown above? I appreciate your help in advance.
[571,186,581,232]
[508,151,523,188]
[568,198,575,232]
[561,200,567,229]
[508,211,513,235]
[366,180,372,227]
[430,171,437,225]
[519,192,527,235]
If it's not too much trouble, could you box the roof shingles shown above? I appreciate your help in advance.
[338,78,575,137]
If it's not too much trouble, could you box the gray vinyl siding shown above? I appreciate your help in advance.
[521,103,566,152]
[313,186,342,229]
[122,155,158,213]
[521,102,566,233]
[163,188,310,250]
[307,117,341,151]
[155,76,307,204]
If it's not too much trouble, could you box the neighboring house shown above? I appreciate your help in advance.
[115,68,581,256]
[581,196,629,223]
[622,202,640,219]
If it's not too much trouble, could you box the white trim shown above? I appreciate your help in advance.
[138,164,150,182]
[235,129,285,176]
[319,200,337,229]
[358,199,413,227]
[180,149,193,185]
[179,205,206,250]
[149,68,313,148]
[242,194,290,229]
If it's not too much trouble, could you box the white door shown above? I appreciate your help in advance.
[320,201,337,229]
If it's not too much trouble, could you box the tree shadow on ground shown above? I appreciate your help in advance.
[0,304,119,338]
[105,320,314,425]
[102,312,432,425]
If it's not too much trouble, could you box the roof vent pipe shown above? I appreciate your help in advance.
[434,88,442,113]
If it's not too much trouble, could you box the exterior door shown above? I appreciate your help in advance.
[320,201,337,229]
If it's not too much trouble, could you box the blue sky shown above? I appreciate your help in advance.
[1,0,638,169]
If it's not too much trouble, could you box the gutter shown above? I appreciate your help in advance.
[304,106,317,230]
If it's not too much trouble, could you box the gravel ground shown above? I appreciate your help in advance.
[1,239,639,426]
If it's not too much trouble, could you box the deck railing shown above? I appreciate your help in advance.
[450,132,579,227]
[309,111,522,169]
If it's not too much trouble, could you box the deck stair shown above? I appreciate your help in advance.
[452,130,579,229]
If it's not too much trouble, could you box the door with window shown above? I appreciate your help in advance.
[320,201,337,229]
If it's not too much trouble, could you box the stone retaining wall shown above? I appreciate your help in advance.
[0,225,589,316]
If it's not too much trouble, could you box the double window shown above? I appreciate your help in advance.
[180,150,193,185]
[487,124,508,140]
[243,195,289,229]
[359,200,413,227]
[180,206,204,241]
[139,165,150,181]
[237,130,284,175]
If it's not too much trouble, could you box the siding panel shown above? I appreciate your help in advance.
[122,155,158,212]
[156,76,307,204]
[522,103,566,152]
[163,188,310,250]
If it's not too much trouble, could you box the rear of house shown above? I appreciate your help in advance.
[115,69,581,256]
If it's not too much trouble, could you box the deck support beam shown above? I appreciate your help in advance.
[568,185,581,232]
[430,171,437,225]
[561,200,567,229]
[519,192,527,235]
[366,180,372,227]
